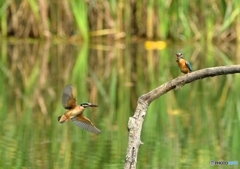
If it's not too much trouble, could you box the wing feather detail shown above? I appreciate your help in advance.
[71,114,101,134]
[62,85,77,109]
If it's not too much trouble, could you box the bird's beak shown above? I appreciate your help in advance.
[88,104,98,107]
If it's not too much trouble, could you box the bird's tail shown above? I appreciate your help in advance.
[58,114,69,123]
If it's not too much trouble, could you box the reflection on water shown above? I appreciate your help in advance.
[0,41,239,168]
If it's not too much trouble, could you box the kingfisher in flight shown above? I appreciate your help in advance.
[58,85,101,134]
[176,53,192,74]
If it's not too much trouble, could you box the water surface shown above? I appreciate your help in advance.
[0,41,239,169]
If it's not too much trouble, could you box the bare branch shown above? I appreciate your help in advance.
[124,65,240,169]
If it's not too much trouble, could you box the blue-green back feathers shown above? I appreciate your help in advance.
[185,61,192,72]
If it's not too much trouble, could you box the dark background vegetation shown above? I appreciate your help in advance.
[1,0,239,43]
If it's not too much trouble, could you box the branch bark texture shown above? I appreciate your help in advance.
[124,65,240,169]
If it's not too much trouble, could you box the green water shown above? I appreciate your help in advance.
[0,41,239,169]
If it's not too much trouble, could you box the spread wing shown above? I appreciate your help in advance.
[62,85,77,109]
[71,114,101,134]
[185,61,193,72]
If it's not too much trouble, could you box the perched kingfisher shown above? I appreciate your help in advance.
[58,85,101,134]
[176,53,192,74]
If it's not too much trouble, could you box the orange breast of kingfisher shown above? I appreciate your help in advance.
[66,106,84,119]
[177,59,189,74]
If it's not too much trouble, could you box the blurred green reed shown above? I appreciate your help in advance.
[28,0,40,21]
[0,41,239,168]
[1,0,239,42]
[71,42,89,88]
[70,0,89,41]
[0,0,8,36]
[156,1,169,39]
